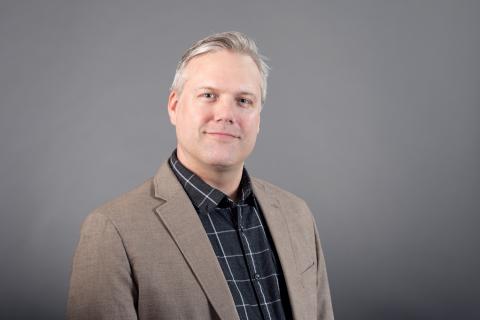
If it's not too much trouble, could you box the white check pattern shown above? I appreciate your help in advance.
[169,151,290,320]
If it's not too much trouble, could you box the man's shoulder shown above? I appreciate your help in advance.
[251,176,308,209]
[87,177,161,223]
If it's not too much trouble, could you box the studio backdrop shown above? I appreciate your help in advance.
[0,0,479,319]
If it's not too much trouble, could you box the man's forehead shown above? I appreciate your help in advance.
[181,52,261,96]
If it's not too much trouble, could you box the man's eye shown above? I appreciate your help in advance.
[238,98,253,106]
[201,93,215,99]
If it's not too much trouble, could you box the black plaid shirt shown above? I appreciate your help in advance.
[169,151,291,320]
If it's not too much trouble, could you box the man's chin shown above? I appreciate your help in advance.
[208,160,239,171]
[203,155,243,171]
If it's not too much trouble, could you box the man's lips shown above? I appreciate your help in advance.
[205,131,240,139]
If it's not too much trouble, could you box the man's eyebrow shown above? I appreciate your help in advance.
[195,87,258,98]
[195,86,215,91]
[237,91,256,97]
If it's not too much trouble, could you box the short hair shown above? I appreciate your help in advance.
[170,31,270,105]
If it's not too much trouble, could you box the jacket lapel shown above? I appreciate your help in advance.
[152,163,239,320]
[252,179,306,320]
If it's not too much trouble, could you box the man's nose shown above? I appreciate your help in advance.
[213,97,236,124]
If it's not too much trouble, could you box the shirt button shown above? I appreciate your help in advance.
[253,273,261,281]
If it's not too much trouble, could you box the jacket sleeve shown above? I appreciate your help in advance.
[312,214,335,320]
[67,212,138,320]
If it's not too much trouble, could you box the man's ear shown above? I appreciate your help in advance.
[167,90,179,126]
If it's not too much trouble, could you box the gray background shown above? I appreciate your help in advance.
[1,0,479,319]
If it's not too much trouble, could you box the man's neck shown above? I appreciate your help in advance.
[198,168,243,202]
[176,150,243,202]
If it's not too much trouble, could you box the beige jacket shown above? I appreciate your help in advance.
[67,162,334,319]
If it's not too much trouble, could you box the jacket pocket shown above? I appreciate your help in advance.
[300,260,315,274]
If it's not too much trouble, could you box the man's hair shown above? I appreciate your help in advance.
[170,31,270,105]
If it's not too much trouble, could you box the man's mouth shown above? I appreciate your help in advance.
[205,131,240,139]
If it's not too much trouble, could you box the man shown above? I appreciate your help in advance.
[67,31,334,320]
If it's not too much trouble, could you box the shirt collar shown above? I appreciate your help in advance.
[168,149,253,213]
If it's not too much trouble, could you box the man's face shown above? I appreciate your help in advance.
[168,50,262,173]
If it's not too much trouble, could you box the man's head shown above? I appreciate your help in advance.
[167,32,269,175]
